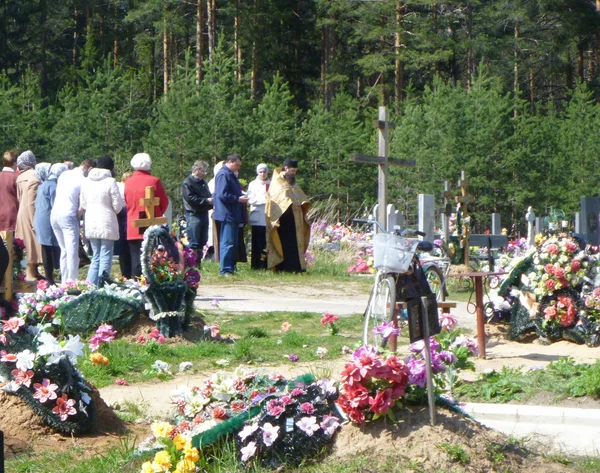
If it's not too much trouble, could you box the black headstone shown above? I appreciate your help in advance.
[580,197,600,245]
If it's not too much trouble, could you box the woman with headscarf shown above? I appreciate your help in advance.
[124,153,168,278]
[34,163,68,285]
[15,150,43,281]
[80,156,125,286]
[247,163,270,269]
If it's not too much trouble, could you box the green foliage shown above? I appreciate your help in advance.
[438,442,471,465]
[454,367,526,403]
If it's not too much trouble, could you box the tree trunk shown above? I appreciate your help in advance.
[163,12,169,97]
[466,4,473,89]
[321,27,328,107]
[529,67,535,104]
[40,0,47,99]
[113,3,119,68]
[73,5,79,65]
[196,0,204,84]
[234,0,242,81]
[578,44,585,81]
[250,0,259,97]
[394,2,404,113]
[207,0,216,64]
[513,23,519,118]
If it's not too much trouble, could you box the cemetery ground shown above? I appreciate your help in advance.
[4,260,600,473]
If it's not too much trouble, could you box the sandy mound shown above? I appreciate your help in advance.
[332,406,571,473]
[0,384,140,459]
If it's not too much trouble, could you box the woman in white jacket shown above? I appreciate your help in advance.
[80,156,124,286]
[246,163,270,269]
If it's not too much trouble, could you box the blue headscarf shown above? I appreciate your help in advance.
[34,163,52,182]
[48,163,68,181]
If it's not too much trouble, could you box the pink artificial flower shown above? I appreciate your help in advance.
[266,399,285,418]
[565,241,578,253]
[11,369,34,387]
[545,279,556,291]
[240,441,257,462]
[369,388,394,415]
[544,264,555,275]
[204,324,220,338]
[321,313,339,325]
[546,243,559,255]
[290,388,306,397]
[0,350,17,362]
[439,313,458,331]
[372,320,401,340]
[320,414,341,436]
[33,378,59,402]
[572,260,581,272]
[2,317,24,333]
[0,334,6,344]
[37,280,48,291]
[52,393,77,421]
[157,335,166,344]
[281,322,291,332]
[137,335,146,343]
[115,378,129,386]
[300,402,315,414]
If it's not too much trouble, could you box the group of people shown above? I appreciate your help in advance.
[0,148,309,286]
[0,150,168,286]
[182,155,311,277]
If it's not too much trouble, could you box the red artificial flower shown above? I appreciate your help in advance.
[212,406,228,420]
[52,393,77,421]
[233,379,246,392]
[565,241,578,253]
[230,400,246,412]
[544,264,555,275]
[572,260,581,272]
[1,350,17,362]
[32,378,58,402]
[554,267,566,279]
[37,280,48,291]
[11,369,34,387]
[369,388,394,415]
[546,243,559,255]
[39,304,55,318]
[545,279,556,291]
[321,313,340,325]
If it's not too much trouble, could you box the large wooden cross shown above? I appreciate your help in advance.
[350,106,415,230]
[455,171,475,265]
[132,186,168,229]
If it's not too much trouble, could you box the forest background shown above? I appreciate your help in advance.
[2,0,600,232]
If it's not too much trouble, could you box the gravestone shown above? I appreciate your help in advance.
[526,207,536,247]
[372,204,404,233]
[580,197,600,245]
[535,217,544,236]
[491,213,501,235]
[418,194,435,242]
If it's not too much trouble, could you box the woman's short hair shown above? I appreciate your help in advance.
[192,160,209,174]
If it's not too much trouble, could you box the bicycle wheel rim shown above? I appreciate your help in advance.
[363,275,396,348]
[425,266,444,301]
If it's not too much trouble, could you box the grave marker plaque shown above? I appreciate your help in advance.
[407,293,441,343]
[580,197,600,245]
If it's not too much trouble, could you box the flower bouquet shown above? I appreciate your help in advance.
[535,289,581,343]
[336,345,409,423]
[0,316,96,434]
[237,378,341,468]
[140,422,201,473]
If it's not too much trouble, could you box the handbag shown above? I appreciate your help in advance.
[78,240,91,268]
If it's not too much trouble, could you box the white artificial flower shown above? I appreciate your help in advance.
[179,362,193,373]
[296,416,320,437]
[261,422,280,447]
[238,423,259,441]
[320,414,341,437]
[316,347,328,359]
[240,441,257,462]
[16,349,36,371]
[153,360,172,375]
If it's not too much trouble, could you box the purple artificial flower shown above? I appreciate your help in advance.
[320,414,341,437]
[184,247,199,268]
[289,353,299,362]
[372,320,401,340]
[184,269,201,288]
[300,402,315,414]
[407,357,427,388]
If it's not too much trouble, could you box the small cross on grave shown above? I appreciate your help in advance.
[455,170,475,265]
[132,186,168,229]
[350,106,415,230]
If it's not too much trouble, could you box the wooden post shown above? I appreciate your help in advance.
[455,171,475,266]
[350,106,415,231]
[131,187,168,229]
[377,106,390,229]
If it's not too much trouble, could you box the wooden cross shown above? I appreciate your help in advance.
[350,106,415,230]
[455,170,475,265]
[132,186,168,229]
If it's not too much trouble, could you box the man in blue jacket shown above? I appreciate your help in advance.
[214,154,248,276]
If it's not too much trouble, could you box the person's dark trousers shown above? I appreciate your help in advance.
[116,207,131,278]
[276,206,302,272]
[185,212,209,260]
[0,235,8,286]
[41,245,60,285]
[219,221,238,275]
[237,225,248,263]
[128,239,143,278]
[251,225,267,269]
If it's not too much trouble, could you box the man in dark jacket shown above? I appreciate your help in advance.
[214,154,248,276]
[182,160,213,258]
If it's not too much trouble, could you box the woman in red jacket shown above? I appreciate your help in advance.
[124,153,169,278]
